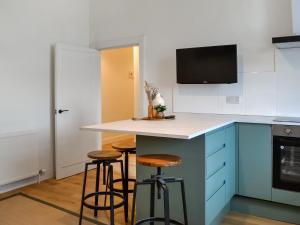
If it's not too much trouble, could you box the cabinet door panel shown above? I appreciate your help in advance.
[226,124,237,201]
[238,123,272,200]
[205,183,226,225]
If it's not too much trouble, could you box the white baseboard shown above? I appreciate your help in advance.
[0,175,39,194]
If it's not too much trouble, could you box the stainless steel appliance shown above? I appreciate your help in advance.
[273,125,300,192]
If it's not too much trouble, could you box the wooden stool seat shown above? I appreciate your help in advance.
[137,154,182,167]
[87,150,122,160]
[112,142,136,153]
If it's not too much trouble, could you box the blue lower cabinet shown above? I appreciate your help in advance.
[205,182,226,225]
[206,167,226,200]
[225,125,237,201]
[238,123,272,201]
[206,147,226,179]
[205,124,236,225]
[205,128,226,157]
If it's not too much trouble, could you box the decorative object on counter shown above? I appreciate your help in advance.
[144,81,166,119]
[154,104,167,119]
[132,115,175,121]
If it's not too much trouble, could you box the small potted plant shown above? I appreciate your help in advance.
[154,104,167,119]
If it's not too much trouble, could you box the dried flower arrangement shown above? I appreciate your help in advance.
[144,81,166,119]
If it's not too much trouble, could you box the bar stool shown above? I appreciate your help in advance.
[131,154,188,225]
[103,141,136,222]
[79,150,125,225]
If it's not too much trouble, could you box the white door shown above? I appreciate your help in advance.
[54,44,100,179]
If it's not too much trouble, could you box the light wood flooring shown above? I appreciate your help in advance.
[0,139,294,225]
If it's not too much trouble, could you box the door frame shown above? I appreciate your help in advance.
[94,35,145,118]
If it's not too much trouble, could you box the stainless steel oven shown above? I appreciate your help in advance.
[273,125,300,192]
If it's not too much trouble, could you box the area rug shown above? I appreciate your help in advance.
[0,193,104,225]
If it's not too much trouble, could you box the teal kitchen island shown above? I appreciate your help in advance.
[81,114,300,225]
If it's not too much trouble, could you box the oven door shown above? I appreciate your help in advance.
[273,136,300,192]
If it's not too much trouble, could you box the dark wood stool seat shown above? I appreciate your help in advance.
[137,154,182,167]
[87,150,122,160]
[112,142,136,153]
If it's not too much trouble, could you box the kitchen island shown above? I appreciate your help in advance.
[81,113,300,225]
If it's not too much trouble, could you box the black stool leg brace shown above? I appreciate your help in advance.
[79,161,126,225]
[131,168,189,225]
[104,156,135,222]
[104,160,127,221]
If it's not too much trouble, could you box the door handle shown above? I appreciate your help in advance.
[58,109,69,114]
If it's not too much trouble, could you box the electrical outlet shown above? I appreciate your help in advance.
[39,169,46,176]
[226,96,240,104]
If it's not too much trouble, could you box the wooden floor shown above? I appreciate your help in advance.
[0,139,294,225]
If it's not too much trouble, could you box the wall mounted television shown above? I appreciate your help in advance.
[176,44,237,84]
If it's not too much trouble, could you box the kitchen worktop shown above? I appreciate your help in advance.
[81,113,300,139]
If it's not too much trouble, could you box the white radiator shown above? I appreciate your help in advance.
[0,130,39,187]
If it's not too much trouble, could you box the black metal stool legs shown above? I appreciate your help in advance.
[79,162,89,225]
[150,182,155,225]
[161,182,170,225]
[104,152,135,222]
[180,180,188,225]
[131,168,189,225]
[109,164,114,225]
[79,160,126,225]
[124,151,129,222]
[104,160,127,222]
[94,162,100,217]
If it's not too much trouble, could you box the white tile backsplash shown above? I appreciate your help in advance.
[244,72,276,116]
[275,48,300,72]
[173,48,300,117]
[276,71,300,117]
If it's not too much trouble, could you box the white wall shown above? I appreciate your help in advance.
[0,0,90,180]
[91,0,298,116]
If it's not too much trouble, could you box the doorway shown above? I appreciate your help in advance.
[100,46,139,145]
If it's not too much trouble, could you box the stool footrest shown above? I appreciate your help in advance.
[135,217,184,225]
[108,178,136,193]
[83,191,124,210]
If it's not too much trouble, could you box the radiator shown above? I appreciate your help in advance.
[0,130,39,186]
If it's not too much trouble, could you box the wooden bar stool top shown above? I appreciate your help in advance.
[87,150,122,160]
[137,154,182,167]
[112,141,136,153]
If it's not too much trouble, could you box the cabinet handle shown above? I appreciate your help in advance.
[207,180,226,201]
[207,143,226,157]
[207,161,227,179]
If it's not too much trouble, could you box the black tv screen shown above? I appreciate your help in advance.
[176,44,237,84]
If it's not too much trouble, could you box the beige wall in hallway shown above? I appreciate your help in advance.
[101,47,135,143]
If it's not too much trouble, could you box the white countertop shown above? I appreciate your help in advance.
[81,113,300,139]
